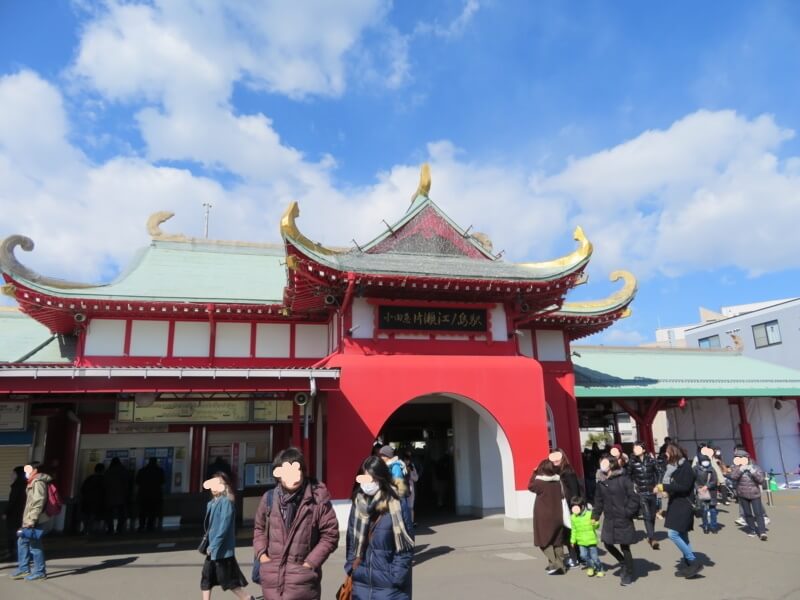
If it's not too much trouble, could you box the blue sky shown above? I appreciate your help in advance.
[1,1,799,344]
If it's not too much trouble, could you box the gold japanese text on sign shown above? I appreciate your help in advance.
[377,306,488,332]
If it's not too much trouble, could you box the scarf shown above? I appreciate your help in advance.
[277,482,304,531]
[350,491,414,561]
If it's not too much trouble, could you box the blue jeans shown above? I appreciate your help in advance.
[17,528,46,576]
[701,503,718,530]
[666,528,695,562]
[578,545,602,571]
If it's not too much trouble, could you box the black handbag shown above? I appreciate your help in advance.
[198,533,209,555]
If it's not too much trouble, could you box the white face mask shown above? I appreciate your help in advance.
[360,482,380,496]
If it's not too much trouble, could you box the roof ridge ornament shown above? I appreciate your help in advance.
[280,201,340,256]
[412,163,431,201]
[0,235,99,289]
[560,270,638,314]
[147,211,189,241]
[517,226,593,270]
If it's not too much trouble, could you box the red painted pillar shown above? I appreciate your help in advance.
[612,412,622,445]
[736,398,757,461]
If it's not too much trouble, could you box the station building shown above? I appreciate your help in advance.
[2,165,796,529]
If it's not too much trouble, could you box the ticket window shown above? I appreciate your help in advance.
[244,440,273,488]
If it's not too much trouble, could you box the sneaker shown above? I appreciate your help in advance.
[546,567,565,575]
[565,558,579,569]
[648,538,660,550]
[10,571,30,580]
[620,573,633,586]
[735,517,746,527]
[747,532,757,538]
[595,570,605,578]
[759,533,768,541]
[24,573,47,581]
[681,561,704,579]
[586,568,596,577]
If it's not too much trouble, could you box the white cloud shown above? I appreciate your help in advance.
[415,0,480,39]
[540,110,800,278]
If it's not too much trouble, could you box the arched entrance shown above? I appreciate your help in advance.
[324,353,550,530]
[378,393,514,521]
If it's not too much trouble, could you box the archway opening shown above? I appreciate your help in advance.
[377,393,514,523]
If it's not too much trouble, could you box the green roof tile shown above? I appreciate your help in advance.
[11,241,288,304]
[573,346,800,397]
[0,309,73,363]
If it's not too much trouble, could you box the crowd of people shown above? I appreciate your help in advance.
[530,439,773,587]
[2,438,774,597]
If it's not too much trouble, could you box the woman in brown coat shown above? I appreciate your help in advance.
[253,447,340,600]
[528,459,566,575]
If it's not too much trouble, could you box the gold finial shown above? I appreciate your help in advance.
[518,226,593,270]
[279,201,339,256]
[412,163,431,200]
[560,270,638,313]
[147,211,188,241]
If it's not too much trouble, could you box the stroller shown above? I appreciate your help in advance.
[720,476,738,504]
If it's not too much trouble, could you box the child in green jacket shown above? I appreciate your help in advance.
[570,497,604,577]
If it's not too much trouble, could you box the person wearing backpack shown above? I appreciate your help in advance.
[253,447,339,600]
[692,446,719,534]
[11,462,55,581]
[591,455,640,586]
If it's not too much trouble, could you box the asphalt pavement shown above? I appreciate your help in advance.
[1,495,799,600]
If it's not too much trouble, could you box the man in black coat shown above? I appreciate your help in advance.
[626,441,661,549]
[136,458,165,532]
[3,466,26,561]
[104,458,131,534]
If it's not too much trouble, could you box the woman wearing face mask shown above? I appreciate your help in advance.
[345,456,415,600]
[201,472,252,600]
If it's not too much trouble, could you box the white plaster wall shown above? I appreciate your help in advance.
[452,402,481,515]
[295,324,328,358]
[85,319,126,356]
[215,323,251,357]
[255,323,291,358]
[535,330,566,361]
[129,320,169,357]
[173,322,210,357]
[351,298,374,339]
[478,414,505,510]
[330,318,339,353]
[517,330,534,357]
[490,303,508,342]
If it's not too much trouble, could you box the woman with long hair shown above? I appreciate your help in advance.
[655,444,705,579]
[528,459,567,575]
[591,455,640,586]
[201,472,252,600]
[549,448,581,568]
[345,455,415,599]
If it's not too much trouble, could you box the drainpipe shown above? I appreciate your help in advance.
[338,272,356,353]
[66,409,81,500]
[207,303,217,365]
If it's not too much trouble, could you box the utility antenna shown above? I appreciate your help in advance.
[202,202,213,239]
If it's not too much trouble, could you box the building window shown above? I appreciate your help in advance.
[752,320,781,348]
[698,335,721,349]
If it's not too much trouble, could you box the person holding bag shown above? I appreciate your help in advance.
[200,472,252,600]
[253,447,339,600]
[344,455,415,600]
[528,458,567,575]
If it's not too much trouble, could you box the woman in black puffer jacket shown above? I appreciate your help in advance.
[656,444,705,580]
[592,456,640,586]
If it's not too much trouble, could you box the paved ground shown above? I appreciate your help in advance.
[1,497,799,600]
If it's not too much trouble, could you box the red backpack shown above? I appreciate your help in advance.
[44,482,63,517]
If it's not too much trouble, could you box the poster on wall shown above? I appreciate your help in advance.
[0,402,27,431]
[117,400,250,423]
[253,400,314,422]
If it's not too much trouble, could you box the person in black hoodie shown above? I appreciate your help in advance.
[655,444,705,579]
[592,456,640,586]
[626,441,660,549]
[3,466,26,561]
